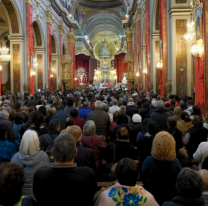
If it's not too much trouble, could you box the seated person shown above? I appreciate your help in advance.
[0,163,36,206]
[33,134,97,206]
[0,124,16,164]
[95,158,159,206]
[162,168,205,206]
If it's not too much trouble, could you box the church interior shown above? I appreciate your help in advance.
[0,0,207,112]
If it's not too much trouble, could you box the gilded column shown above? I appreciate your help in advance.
[25,0,33,94]
[59,25,64,92]
[68,32,76,89]
[46,11,52,91]
[144,0,150,92]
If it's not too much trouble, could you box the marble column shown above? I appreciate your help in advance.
[25,0,33,94]
[144,0,150,92]
[46,11,52,91]
[59,25,64,91]
[68,32,76,89]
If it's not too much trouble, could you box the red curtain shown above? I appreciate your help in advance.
[115,55,128,83]
[75,55,89,86]
[29,6,33,56]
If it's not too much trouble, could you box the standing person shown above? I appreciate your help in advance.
[109,99,120,115]
[126,98,138,118]
[142,131,181,205]
[150,100,171,131]
[87,101,110,138]
[184,100,194,116]
[70,109,85,131]
[33,134,97,206]
[51,105,69,130]
[64,98,74,116]
[11,130,50,199]
[78,101,92,121]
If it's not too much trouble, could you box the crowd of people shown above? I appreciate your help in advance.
[0,88,208,206]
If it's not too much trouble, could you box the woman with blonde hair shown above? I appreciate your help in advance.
[74,96,81,109]
[11,130,50,199]
[142,131,181,205]
[53,96,61,105]
[172,106,182,120]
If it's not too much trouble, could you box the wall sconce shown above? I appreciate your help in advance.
[191,44,203,59]
[74,77,77,81]
[31,69,36,77]
[136,72,139,77]
[156,60,163,69]
[143,68,147,74]
[0,65,2,72]
[50,73,54,78]
[33,58,38,68]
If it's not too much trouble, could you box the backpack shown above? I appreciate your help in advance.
[44,134,54,162]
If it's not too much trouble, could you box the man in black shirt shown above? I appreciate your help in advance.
[33,133,97,206]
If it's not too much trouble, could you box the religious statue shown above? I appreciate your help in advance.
[122,72,127,84]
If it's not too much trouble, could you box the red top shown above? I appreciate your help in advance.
[166,99,179,107]
[72,116,85,131]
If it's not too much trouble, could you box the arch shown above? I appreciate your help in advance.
[33,21,42,47]
[1,0,23,35]
[51,35,57,54]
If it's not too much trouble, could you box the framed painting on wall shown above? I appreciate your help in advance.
[194,0,203,41]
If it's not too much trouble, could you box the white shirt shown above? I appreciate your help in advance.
[109,105,120,114]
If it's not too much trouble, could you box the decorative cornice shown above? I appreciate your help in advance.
[59,25,64,35]
[131,23,136,33]
[46,10,52,23]
[68,34,76,44]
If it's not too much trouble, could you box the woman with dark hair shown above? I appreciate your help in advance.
[73,96,81,109]
[14,101,21,112]
[13,113,25,150]
[142,131,181,205]
[136,118,151,144]
[38,106,50,126]
[0,163,35,206]
[162,168,205,206]
[177,148,199,171]
[20,111,48,137]
[177,112,193,139]
[9,109,16,126]
[183,116,208,158]
[95,158,159,206]
[137,120,159,173]
[192,105,204,120]
[0,124,16,163]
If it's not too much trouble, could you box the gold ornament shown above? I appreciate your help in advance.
[126,33,133,42]
[68,34,76,44]
[46,10,52,23]
[136,8,142,21]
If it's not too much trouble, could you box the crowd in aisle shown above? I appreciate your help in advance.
[0,88,208,206]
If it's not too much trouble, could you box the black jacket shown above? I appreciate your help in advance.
[75,141,96,171]
[150,108,171,131]
[166,128,183,153]
[0,117,15,142]
[87,108,110,137]
[126,104,138,118]
[33,164,97,206]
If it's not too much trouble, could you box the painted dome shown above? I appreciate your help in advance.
[100,43,111,57]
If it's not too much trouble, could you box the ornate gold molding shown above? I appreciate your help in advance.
[136,8,142,21]
[126,33,133,42]
[25,0,33,5]
[59,25,64,35]
[68,34,76,44]
[46,10,52,23]
[131,23,136,33]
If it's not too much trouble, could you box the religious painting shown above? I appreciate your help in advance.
[37,54,43,90]
[195,7,202,41]
[13,44,20,93]
[176,20,187,98]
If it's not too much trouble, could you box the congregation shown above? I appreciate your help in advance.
[1,88,208,206]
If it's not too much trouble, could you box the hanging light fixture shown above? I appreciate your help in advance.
[0,40,11,67]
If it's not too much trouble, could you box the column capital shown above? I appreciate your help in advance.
[25,0,33,5]
[136,8,142,21]
[59,25,64,35]
[68,34,76,44]
[126,33,133,42]
[131,23,136,33]
[46,10,52,24]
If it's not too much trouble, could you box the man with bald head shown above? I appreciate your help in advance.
[126,98,138,118]
[87,100,110,137]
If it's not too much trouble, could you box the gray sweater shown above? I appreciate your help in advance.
[11,150,50,199]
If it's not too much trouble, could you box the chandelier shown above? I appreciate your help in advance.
[0,40,11,67]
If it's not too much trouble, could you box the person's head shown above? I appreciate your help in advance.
[15,113,25,125]
[83,101,89,108]
[122,100,128,106]
[49,119,61,133]
[132,114,142,123]
[48,98,53,105]
[52,134,77,163]
[20,130,39,155]
[0,110,9,120]
[70,109,78,117]
[116,158,139,186]
[151,100,157,108]
[95,100,103,109]
[57,105,64,111]
[167,116,177,128]
[113,111,120,122]
[0,163,25,206]
[192,115,203,126]
[14,101,21,109]
[102,103,109,113]
[177,148,194,168]
[83,120,96,136]
[66,125,82,141]
[141,118,151,134]
[151,131,176,161]
[198,169,208,191]
[165,103,170,110]
[112,99,118,106]
[117,127,129,140]
[186,100,194,107]
[128,98,134,103]
[38,106,46,116]
[156,100,164,109]
[49,107,57,116]
[170,94,174,100]
[173,106,182,119]
[31,111,46,127]
[28,106,35,115]
[137,99,142,107]
[176,168,204,199]
[109,163,117,181]
[181,112,191,122]
[0,124,7,140]
[65,117,74,127]
[117,113,128,125]
[119,105,126,113]
[147,121,159,136]
[9,110,16,121]
[67,98,73,107]
[193,105,202,116]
